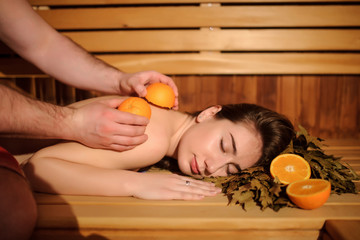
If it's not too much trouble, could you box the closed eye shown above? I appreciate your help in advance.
[220,138,225,152]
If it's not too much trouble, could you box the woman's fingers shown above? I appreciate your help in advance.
[173,176,222,198]
[134,173,222,200]
[178,176,219,190]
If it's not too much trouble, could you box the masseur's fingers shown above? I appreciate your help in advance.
[71,99,149,151]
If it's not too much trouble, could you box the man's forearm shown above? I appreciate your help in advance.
[0,0,122,94]
[37,34,122,94]
[0,85,74,139]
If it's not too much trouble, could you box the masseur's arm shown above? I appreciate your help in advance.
[0,0,118,93]
[0,0,178,99]
[0,0,178,150]
[0,85,148,151]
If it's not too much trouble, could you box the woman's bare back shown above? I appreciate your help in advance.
[29,96,176,170]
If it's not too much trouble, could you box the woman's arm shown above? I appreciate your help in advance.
[24,157,220,200]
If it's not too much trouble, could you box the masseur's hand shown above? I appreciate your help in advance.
[118,71,179,110]
[69,98,148,151]
[132,172,222,200]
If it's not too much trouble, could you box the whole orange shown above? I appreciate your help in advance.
[145,82,175,109]
[286,179,331,210]
[117,97,151,119]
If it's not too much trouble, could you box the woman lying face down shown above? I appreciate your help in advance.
[24,96,294,200]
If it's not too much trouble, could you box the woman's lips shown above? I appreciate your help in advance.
[191,155,200,174]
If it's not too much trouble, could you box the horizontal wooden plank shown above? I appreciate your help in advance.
[31,229,321,240]
[34,230,321,240]
[35,6,360,29]
[323,139,360,148]
[326,151,360,160]
[34,192,360,206]
[323,139,360,162]
[34,194,360,230]
[29,0,360,6]
[58,29,360,52]
[1,53,360,76]
[3,29,359,54]
[98,53,360,74]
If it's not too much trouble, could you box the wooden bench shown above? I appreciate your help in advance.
[0,0,359,239]
[25,139,359,240]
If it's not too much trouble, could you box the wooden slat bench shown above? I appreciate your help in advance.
[0,0,359,239]
[27,139,360,240]
[31,192,360,240]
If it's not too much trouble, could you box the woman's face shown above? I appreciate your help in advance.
[177,106,263,178]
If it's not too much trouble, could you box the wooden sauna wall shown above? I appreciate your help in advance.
[0,0,359,140]
[173,75,360,139]
[3,74,358,140]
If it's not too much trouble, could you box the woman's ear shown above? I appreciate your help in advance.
[196,105,222,122]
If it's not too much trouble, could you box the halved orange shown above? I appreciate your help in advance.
[270,154,311,185]
[145,82,175,109]
[286,179,331,210]
[118,97,151,119]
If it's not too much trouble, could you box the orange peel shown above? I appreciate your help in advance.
[118,97,151,119]
[145,82,175,109]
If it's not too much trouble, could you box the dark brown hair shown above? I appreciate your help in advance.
[213,103,294,168]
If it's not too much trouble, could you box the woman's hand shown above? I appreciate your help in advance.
[131,172,222,200]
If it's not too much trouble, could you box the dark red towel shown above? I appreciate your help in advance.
[0,146,24,177]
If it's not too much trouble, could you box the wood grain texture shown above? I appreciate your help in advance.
[1,1,359,239]
[2,53,360,75]
[29,0,360,5]
[97,53,360,74]
[34,6,360,29]
[172,76,360,139]
[30,192,360,240]
[1,1,359,139]
[33,194,360,229]
[53,29,360,52]
[3,75,358,139]
[31,229,321,240]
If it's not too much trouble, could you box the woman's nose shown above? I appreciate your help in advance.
[204,155,231,175]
